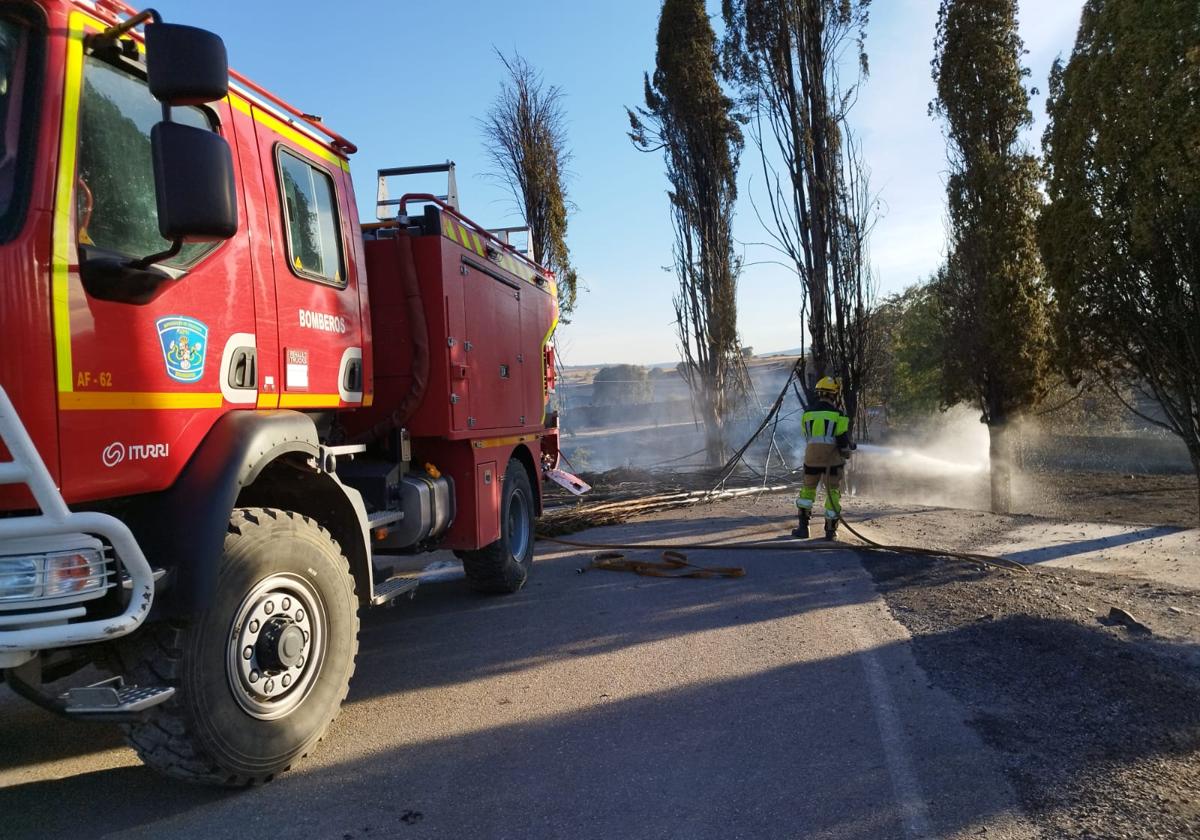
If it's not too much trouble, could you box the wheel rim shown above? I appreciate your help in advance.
[508,487,531,562]
[226,573,327,721]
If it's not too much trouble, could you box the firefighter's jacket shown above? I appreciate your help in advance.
[801,398,851,468]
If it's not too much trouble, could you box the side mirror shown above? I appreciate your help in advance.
[150,121,238,242]
[145,23,228,105]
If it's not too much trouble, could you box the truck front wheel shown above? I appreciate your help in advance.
[115,508,359,786]
[458,459,535,594]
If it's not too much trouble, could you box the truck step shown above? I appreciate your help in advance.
[62,676,174,716]
[366,510,404,530]
[371,575,419,607]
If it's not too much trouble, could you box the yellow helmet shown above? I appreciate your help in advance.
[815,376,840,395]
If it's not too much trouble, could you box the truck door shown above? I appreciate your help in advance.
[55,23,259,500]
[463,262,524,431]
[251,107,363,409]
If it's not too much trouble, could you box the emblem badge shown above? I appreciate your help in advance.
[101,442,125,468]
[156,316,209,383]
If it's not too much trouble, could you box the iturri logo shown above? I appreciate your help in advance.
[101,442,126,467]
[101,442,169,468]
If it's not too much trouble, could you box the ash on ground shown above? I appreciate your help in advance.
[863,552,1200,839]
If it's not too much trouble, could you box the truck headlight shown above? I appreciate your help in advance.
[0,547,107,602]
[0,557,39,601]
[46,550,106,597]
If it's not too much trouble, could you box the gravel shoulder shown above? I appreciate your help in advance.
[860,551,1200,839]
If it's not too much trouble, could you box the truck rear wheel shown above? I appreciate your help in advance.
[459,459,535,594]
[114,508,359,786]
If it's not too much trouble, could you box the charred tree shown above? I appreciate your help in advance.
[721,0,876,424]
[629,0,745,466]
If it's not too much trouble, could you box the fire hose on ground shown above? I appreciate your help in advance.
[539,514,1030,579]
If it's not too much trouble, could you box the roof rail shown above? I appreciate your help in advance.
[376,162,458,219]
[398,194,550,281]
[486,226,533,259]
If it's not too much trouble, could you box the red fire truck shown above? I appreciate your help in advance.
[0,0,574,784]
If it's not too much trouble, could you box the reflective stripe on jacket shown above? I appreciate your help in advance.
[802,400,851,447]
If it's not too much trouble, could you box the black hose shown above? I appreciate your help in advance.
[539,526,1029,575]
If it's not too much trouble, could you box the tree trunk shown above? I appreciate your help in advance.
[1189,444,1200,525]
[988,421,1012,515]
[703,409,727,468]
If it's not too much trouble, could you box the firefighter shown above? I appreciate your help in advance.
[793,377,852,540]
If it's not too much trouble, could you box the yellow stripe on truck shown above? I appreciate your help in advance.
[471,433,543,450]
[229,94,350,173]
[278,394,343,408]
[59,392,225,411]
[437,214,555,293]
[52,13,92,394]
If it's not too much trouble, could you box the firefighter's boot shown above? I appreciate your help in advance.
[792,510,811,539]
[824,515,839,541]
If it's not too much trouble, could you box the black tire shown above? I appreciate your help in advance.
[459,459,535,594]
[113,508,359,786]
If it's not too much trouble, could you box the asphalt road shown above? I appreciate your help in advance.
[0,503,1037,839]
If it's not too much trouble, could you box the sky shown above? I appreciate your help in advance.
[151,0,1087,367]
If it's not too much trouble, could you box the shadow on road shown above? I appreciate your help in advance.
[3,658,913,839]
[1002,525,1181,565]
[7,606,1196,839]
[350,515,863,700]
[3,510,1196,839]
[0,693,126,772]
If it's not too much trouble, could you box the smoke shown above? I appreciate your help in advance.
[557,373,1005,514]
[558,364,800,474]
[849,404,993,510]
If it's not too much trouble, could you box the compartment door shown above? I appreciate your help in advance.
[462,261,524,431]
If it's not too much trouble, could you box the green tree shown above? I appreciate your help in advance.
[931,0,1051,513]
[870,281,942,424]
[481,52,579,319]
[592,365,653,406]
[628,0,745,466]
[1040,0,1200,518]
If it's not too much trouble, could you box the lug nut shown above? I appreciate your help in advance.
[297,656,305,668]
[243,646,253,660]
[250,671,260,683]
[265,678,275,693]
[249,619,259,633]
[295,608,305,622]
[282,674,292,688]
[264,601,275,615]
[282,597,291,611]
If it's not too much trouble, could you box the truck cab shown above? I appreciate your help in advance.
[0,0,569,785]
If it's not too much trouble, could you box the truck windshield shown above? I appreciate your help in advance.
[0,17,35,242]
[76,56,217,268]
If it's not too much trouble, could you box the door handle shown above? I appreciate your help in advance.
[343,357,363,393]
[228,347,257,390]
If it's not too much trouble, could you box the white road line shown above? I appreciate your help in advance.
[849,615,935,839]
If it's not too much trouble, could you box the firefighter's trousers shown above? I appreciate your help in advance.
[796,463,844,520]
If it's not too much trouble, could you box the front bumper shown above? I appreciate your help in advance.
[0,387,155,668]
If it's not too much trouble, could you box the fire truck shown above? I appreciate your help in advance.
[0,0,576,784]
